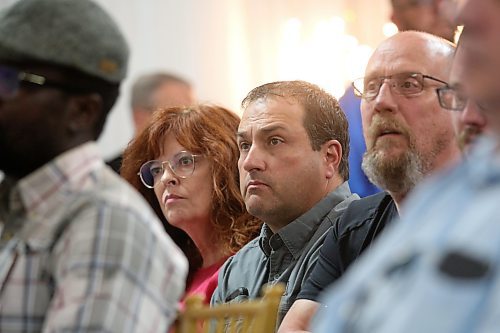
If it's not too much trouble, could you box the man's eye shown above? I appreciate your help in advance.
[365,81,379,93]
[239,142,251,152]
[399,79,420,90]
[270,137,282,146]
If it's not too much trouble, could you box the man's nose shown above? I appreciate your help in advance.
[462,100,488,129]
[373,81,398,113]
[240,144,266,173]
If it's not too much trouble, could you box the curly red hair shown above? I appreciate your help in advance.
[121,104,262,274]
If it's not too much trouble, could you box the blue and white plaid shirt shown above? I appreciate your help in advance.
[0,142,188,333]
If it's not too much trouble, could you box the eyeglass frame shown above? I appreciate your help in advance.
[0,64,90,99]
[435,85,500,112]
[352,72,448,101]
[137,151,203,189]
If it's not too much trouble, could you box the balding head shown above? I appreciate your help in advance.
[367,31,455,81]
[359,31,459,207]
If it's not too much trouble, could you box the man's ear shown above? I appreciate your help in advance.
[67,93,103,136]
[322,139,342,179]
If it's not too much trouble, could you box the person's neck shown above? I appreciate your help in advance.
[388,190,407,214]
[189,229,228,268]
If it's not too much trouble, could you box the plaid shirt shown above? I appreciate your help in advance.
[0,143,188,333]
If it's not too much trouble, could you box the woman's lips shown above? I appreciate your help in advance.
[163,193,184,205]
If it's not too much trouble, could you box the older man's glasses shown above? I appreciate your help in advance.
[352,72,448,100]
[436,86,500,112]
[0,65,72,99]
[138,151,202,188]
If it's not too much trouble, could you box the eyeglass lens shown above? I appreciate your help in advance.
[140,152,196,187]
[358,73,425,99]
[0,66,21,98]
[439,88,467,110]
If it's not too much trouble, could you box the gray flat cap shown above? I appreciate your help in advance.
[0,0,129,83]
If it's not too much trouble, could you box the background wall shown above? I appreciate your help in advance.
[2,0,393,159]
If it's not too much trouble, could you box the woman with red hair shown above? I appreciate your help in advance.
[121,104,261,303]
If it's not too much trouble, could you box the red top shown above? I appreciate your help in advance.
[181,258,227,306]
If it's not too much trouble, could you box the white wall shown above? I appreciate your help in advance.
[2,0,392,159]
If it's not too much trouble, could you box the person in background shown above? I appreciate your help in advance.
[211,80,359,326]
[107,72,195,173]
[437,42,489,152]
[0,0,188,332]
[120,104,262,304]
[279,31,460,333]
[312,1,500,331]
[390,0,457,42]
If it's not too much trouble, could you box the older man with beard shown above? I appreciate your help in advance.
[278,30,460,333]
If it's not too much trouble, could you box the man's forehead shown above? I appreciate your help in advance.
[242,96,301,117]
[239,97,304,131]
[365,52,429,78]
[366,36,446,78]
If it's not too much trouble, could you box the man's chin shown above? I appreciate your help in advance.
[369,145,408,161]
[245,196,265,215]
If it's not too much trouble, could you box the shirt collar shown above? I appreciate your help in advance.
[259,182,353,259]
[3,142,104,249]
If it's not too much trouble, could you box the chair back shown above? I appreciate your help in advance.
[178,283,285,333]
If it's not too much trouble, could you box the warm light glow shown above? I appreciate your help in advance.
[282,18,302,43]
[383,22,398,37]
[454,25,463,44]
[277,16,373,99]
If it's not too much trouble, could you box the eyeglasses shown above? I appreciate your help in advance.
[436,86,467,111]
[352,72,448,101]
[138,151,202,188]
[436,86,500,112]
[0,65,75,99]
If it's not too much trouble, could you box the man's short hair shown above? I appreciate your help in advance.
[241,80,350,181]
[131,73,191,110]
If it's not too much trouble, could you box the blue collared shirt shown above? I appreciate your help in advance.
[313,135,500,333]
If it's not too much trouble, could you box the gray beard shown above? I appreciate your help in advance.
[361,146,425,196]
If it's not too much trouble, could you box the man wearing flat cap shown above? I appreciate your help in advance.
[0,0,188,332]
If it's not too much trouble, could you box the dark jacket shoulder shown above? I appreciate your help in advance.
[335,192,394,238]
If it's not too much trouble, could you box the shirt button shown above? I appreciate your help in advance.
[274,274,280,280]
